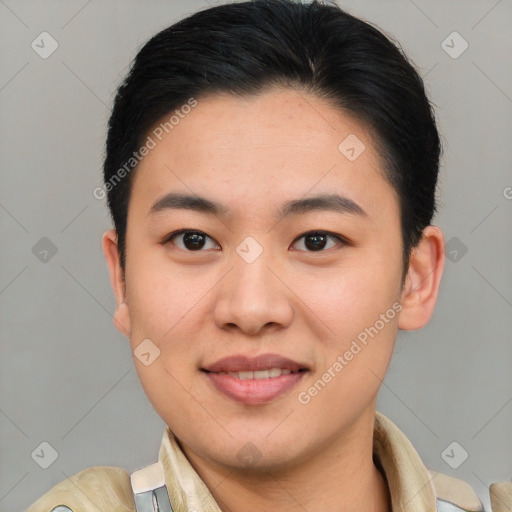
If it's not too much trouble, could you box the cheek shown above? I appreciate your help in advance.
[303,256,401,340]
[297,248,401,394]
[125,249,206,340]
[295,271,399,416]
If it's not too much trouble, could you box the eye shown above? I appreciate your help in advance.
[162,229,348,253]
[291,230,347,252]
[163,229,220,251]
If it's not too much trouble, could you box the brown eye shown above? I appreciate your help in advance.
[165,230,220,251]
[291,231,347,252]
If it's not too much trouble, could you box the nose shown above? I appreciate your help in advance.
[213,242,294,336]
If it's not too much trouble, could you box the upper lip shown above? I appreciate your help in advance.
[202,353,309,373]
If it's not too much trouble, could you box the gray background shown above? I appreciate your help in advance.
[1,0,511,511]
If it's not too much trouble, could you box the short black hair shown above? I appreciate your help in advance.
[103,0,441,281]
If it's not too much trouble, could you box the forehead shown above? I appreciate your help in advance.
[130,88,398,223]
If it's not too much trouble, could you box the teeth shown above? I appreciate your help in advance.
[218,368,294,380]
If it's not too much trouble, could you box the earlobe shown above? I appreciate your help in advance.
[398,225,445,331]
[102,229,131,338]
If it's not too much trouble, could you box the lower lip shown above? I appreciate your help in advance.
[204,371,307,405]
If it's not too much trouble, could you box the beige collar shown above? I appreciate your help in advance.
[158,411,437,512]
[372,412,437,511]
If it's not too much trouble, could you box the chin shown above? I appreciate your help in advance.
[216,446,303,475]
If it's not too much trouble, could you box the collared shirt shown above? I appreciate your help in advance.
[27,412,487,512]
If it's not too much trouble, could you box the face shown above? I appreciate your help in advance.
[109,88,410,473]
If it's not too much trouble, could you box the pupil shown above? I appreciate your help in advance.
[305,233,326,251]
[181,232,328,251]
[184,232,205,250]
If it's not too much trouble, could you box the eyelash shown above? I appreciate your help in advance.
[161,229,349,253]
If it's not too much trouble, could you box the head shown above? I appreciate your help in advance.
[102,0,444,473]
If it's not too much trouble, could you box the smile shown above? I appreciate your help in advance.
[215,368,298,379]
[201,353,310,405]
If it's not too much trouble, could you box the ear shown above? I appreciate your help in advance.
[102,229,131,338]
[398,225,445,330]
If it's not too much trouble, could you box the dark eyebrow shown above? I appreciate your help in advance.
[278,194,367,217]
[148,192,367,218]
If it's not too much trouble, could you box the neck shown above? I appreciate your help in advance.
[179,409,392,512]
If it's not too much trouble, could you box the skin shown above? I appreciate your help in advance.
[103,87,445,512]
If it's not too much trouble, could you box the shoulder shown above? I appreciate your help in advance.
[489,480,512,512]
[429,469,484,512]
[26,466,134,512]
